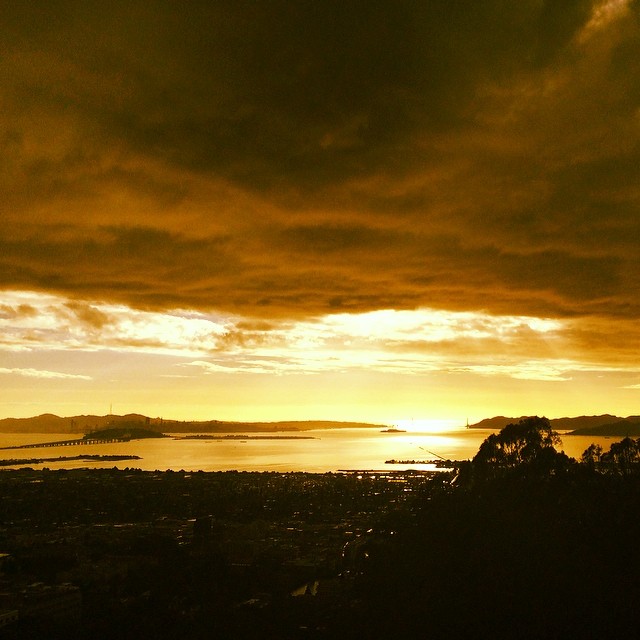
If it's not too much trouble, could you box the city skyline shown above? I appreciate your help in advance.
[2,1,640,424]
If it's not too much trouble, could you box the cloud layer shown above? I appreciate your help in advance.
[2,1,639,324]
[2,290,638,384]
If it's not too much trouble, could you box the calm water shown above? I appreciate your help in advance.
[0,428,619,472]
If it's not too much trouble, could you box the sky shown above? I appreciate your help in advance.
[1,0,640,425]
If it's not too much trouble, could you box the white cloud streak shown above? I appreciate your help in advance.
[2,290,640,384]
[0,367,91,380]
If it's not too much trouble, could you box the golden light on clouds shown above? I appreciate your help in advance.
[0,290,566,373]
[2,289,640,422]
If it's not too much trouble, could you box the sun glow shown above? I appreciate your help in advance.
[0,290,571,379]
[392,418,464,433]
[2,290,640,422]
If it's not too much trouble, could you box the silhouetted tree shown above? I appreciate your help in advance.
[472,416,561,468]
[580,443,603,468]
[601,437,640,475]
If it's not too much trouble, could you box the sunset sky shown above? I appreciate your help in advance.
[2,1,640,425]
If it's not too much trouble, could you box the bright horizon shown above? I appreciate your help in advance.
[2,2,639,424]
[2,289,639,424]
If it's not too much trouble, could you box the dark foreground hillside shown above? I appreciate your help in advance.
[0,467,431,640]
[337,418,640,639]
[1,417,640,639]
[344,472,640,639]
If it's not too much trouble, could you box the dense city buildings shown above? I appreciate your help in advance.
[0,467,441,638]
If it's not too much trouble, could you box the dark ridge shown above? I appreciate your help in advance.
[469,414,637,433]
[84,425,167,440]
[568,418,640,437]
[0,414,385,434]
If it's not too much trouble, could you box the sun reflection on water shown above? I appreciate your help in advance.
[392,418,466,433]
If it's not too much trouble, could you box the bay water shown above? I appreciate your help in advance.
[0,428,618,473]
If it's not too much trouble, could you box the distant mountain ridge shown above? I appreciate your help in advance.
[567,418,640,437]
[0,413,385,434]
[469,414,640,437]
[4,413,640,436]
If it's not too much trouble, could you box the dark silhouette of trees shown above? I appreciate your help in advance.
[468,416,570,482]
[601,436,640,474]
[343,421,640,639]
[471,418,640,479]
[580,437,640,475]
[581,442,603,467]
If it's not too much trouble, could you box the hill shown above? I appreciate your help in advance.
[552,414,621,430]
[468,416,530,430]
[84,425,168,440]
[468,414,634,433]
[567,417,640,437]
[0,413,150,434]
[0,414,385,434]
[157,419,384,434]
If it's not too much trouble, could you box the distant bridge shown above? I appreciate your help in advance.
[0,437,130,450]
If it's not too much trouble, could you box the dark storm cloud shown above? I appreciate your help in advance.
[63,301,112,330]
[2,0,639,320]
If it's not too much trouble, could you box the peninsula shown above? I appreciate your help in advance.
[469,414,640,436]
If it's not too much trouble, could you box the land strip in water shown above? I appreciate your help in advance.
[0,454,141,467]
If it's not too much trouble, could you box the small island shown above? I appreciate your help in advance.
[83,426,168,441]
[0,454,141,467]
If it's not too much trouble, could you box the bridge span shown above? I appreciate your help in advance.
[0,437,130,450]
